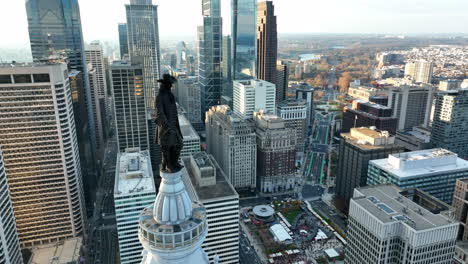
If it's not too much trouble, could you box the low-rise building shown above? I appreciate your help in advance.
[395,126,432,151]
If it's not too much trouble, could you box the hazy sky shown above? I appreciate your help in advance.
[1,0,468,47]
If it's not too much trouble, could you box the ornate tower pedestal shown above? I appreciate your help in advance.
[138,170,209,264]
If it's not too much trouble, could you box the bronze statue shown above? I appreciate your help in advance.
[155,74,183,173]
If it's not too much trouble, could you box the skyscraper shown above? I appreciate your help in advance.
[276,99,308,150]
[431,89,468,159]
[345,184,458,264]
[404,60,434,84]
[233,79,276,119]
[295,84,314,128]
[387,84,434,131]
[87,64,105,157]
[26,0,98,161]
[256,1,277,84]
[118,23,129,59]
[254,112,297,194]
[275,60,289,101]
[114,149,155,264]
[111,59,149,152]
[232,0,257,79]
[0,63,85,247]
[335,127,404,208]
[367,148,468,204]
[342,100,398,134]
[0,149,23,264]
[182,152,240,264]
[221,35,232,106]
[176,41,188,69]
[126,0,161,110]
[198,0,223,119]
[176,76,203,129]
[452,178,468,240]
[206,105,257,190]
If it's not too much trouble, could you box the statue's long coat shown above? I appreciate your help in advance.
[155,88,182,146]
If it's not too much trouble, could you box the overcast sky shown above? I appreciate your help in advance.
[1,0,468,47]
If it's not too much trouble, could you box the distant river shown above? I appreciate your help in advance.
[299,53,319,61]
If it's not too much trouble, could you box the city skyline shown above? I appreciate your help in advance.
[2,0,468,48]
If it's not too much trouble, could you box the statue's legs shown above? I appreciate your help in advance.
[160,145,170,172]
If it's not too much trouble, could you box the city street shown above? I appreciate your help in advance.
[88,135,119,264]
[239,227,263,264]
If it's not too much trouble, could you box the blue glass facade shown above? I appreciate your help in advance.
[26,0,97,153]
[198,0,223,119]
[231,0,257,79]
[118,23,129,59]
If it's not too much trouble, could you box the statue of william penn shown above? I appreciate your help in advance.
[155,74,183,173]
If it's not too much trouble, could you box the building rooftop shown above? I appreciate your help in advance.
[370,148,468,178]
[30,237,82,264]
[277,99,307,108]
[398,126,431,143]
[114,149,155,196]
[179,114,200,141]
[341,127,397,150]
[182,154,238,202]
[353,184,457,231]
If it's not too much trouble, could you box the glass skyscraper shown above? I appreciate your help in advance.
[232,0,257,80]
[198,0,223,119]
[118,23,129,59]
[125,0,161,110]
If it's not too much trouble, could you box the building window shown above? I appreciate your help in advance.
[13,74,32,83]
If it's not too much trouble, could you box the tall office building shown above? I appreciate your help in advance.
[111,60,149,152]
[256,1,277,84]
[295,84,314,128]
[26,0,97,160]
[0,149,23,264]
[222,35,232,82]
[404,60,434,84]
[114,149,156,264]
[367,148,468,204]
[138,168,209,263]
[342,100,398,134]
[118,23,129,59]
[275,60,289,101]
[232,0,257,79]
[387,84,434,131]
[179,114,201,158]
[87,64,105,157]
[176,76,203,130]
[126,0,161,110]
[221,35,232,106]
[206,105,257,190]
[254,112,297,194]
[176,41,188,69]
[335,127,404,208]
[0,63,85,247]
[85,42,108,100]
[233,79,275,119]
[431,89,468,159]
[276,99,308,150]
[198,0,223,120]
[453,179,468,240]
[345,184,458,264]
[182,152,240,264]
[68,69,97,213]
